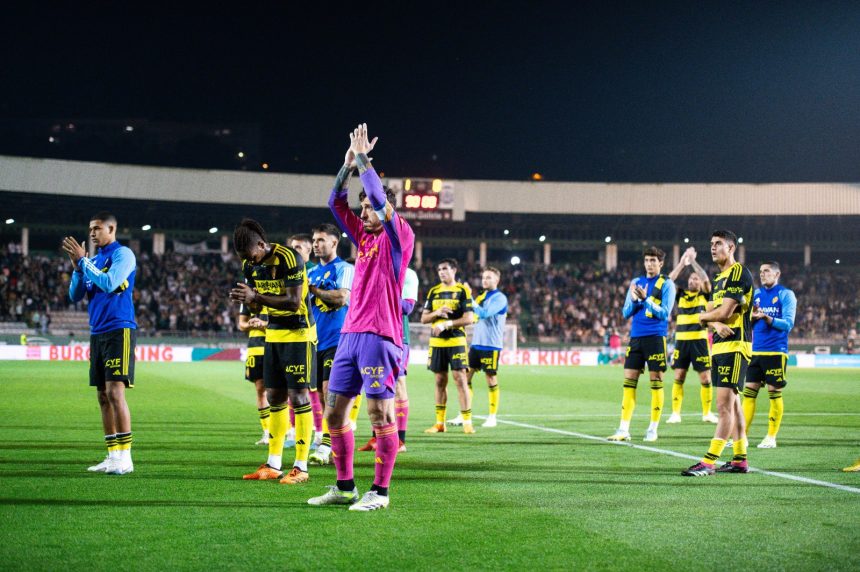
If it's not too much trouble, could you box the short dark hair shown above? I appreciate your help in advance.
[312,223,342,239]
[233,218,267,254]
[711,229,738,246]
[358,185,397,205]
[288,233,313,245]
[761,260,781,272]
[437,258,459,271]
[91,211,117,225]
[643,246,665,262]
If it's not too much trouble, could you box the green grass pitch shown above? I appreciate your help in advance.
[1,361,859,571]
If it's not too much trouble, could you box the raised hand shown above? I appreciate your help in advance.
[349,123,378,155]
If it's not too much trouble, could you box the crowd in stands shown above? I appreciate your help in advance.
[1,244,857,346]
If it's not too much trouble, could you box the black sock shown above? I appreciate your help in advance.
[337,479,355,492]
[398,430,406,443]
[370,484,389,496]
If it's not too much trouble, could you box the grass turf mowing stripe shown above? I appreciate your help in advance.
[495,412,860,418]
[487,416,860,495]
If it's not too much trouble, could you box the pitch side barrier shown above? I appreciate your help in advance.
[2,345,859,368]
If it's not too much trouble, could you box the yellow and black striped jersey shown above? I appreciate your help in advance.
[239,297,267,356]
[675,289,709,341]
[242,243,316,344]
[710,262,754,358]
[423,281,473,348]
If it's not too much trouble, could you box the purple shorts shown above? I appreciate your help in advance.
[399,343,410,378]
[328,332,401,399]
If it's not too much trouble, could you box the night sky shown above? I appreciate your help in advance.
[3,1,860,182]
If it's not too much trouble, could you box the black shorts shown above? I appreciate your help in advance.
[711,352,749,392]
[624,336,667,372]
[672,339,711,373]
[263,340,315,391]
[428,345,468,373]
[316,345,338,390]
[90,328,136,388]
[245,348,264,382]
[468,348,500,375]
[746,353,788,389]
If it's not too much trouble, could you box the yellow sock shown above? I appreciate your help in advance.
[115,432,132,452]
[321,416,331,448]
[268,404,288,456]
[462,409,472,423]
[768,390,784,437]
[258,406,270,433]
[435,404,446,425]
[702,438,727,465]
[293,403,312,464]
[742,386,759,430]
[621,380,637,426]
[671,381,684,415]
[488,384,500,415]
[650,380,664,423]
[700,383,713,416]
[349,394,362,425]
[732,436,748,462]
[105,434,119,456]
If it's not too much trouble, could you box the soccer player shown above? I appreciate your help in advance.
[744,261,797,449]
[63,212,137,475]
[608,246,676,442]
[844,458,860,472]
[421,259,475,434]
[307,123,414,511]
[468,266,507,428]
[682,229,754,476]
[289,234,315,270]
[231,219,317,485]
[358,265,418,452]
[237,301,271,445]
[666,247,718,424]
[307,223,354,465]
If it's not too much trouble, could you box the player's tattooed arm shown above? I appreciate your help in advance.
[334,164,353,191]
[355,153,371,174]
[326,392,338,408]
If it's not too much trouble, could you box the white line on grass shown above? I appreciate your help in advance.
[486,417,860,495]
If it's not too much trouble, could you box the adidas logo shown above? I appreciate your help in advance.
[297,440,306,445]
[659,362,665,367]
[721,377,729,384]
[113,370,121,375]
[297,377,306,384]
[375,456,383,464]
[370,381,381,388]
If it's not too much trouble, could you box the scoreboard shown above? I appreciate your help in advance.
[389,178,455,221]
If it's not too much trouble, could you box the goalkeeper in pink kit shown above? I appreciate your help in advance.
[308,124,415,511]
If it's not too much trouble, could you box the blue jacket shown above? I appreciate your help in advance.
[69,241,137,334]
[623,274,675,338]
[752,284,796,353]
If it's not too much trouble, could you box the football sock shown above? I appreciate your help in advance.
[104,434,118,459]
[767,390,784,438]
[293,403,312,464]
[742,386,759,430]
[268,403,289,465]
[258,406,270,434]
[115,432,132,461]
[671,380,684,415]
[620,380,637,432]
[349,394,362,425]
[435,404,446,425]
[649,380,664,423]
[330,423,355,482]
[309,391,323,433]
[702,438,727,465]
[395,399,409,442]
[462,409,472,425]
[488,384,500,415]
[732,436,748,463]
[321,417,331,449]
[700,383,713,416]
[373,423,399,490]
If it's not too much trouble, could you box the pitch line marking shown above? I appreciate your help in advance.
[484,417,860,495]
